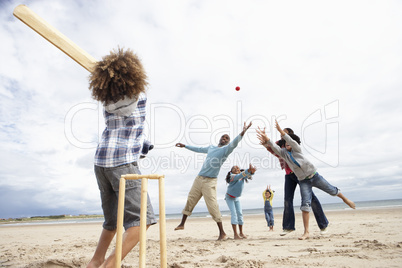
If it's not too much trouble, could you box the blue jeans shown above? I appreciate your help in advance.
[299,172,339,212]
[283,172,328,230]
[264,209,274,227]
[225,194,243,225]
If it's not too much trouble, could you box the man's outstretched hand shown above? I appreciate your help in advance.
[240,121,252,136]
[175,143,185,148]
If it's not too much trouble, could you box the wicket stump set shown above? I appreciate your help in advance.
[116,174,167,268]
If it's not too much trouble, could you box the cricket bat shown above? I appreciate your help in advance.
[13,4,97,72]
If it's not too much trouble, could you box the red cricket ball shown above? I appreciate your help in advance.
[235,86,240,91]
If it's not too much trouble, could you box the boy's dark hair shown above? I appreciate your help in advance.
[277,139,286,148]
[288,133,301,145]
[89,47,148,104]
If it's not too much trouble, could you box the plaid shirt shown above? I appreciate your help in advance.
[94,94,146,167]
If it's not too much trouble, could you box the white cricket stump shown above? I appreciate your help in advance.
[116,174,167,268]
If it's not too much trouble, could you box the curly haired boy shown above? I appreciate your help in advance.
[87,48,156,268]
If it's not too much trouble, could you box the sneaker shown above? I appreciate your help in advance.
[320,224,330,235]
[280,229,294,236]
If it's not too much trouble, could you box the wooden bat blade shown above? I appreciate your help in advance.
[13,4,97,72]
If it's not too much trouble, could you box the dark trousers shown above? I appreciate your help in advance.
[282,172,329,230]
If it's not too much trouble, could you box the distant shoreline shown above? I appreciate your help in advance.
[1,199,401,226]
[0,214,103,225]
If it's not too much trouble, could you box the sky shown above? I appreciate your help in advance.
[1,0,401,219]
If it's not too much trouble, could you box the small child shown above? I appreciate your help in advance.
[263,185,274,231]
[225,163,256,239]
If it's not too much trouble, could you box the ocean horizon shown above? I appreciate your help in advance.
[169,198,402,220]
[2,198,401,227]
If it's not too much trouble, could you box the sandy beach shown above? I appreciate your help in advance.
[1,207,401,268]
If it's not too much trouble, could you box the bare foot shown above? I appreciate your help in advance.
[87,259,103,268]
[239,233,247,239]
[298,232,309,240]
[234,234,242,240]
[344,199,356,209]
[99,259,112,268]
[217,234,227,240]
[174,225,184,231]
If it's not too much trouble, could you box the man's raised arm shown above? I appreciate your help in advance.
[226,121,252,154]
